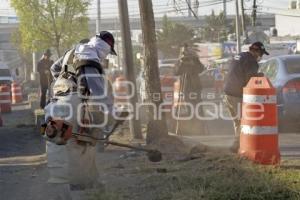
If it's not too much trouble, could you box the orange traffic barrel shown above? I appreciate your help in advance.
[11,82,23,104]
[113,76,129,107]
[0,85,12,113]
[160,76,176,109]
[239,77,280,165]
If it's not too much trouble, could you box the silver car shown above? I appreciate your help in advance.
[259,55,300,132]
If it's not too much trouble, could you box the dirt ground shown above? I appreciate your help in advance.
[1,107,300,200]
[90,135,300,200]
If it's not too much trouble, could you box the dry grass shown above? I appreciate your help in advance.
[92,151,300,200]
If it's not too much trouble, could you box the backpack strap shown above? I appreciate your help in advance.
[62,48,76,73]
[74,60,103,74]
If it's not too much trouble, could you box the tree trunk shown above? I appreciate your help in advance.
[138,0,168,144]
[118,0,143,139]
[55,42,61,58]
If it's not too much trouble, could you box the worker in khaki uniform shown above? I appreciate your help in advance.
[224,42,269,152]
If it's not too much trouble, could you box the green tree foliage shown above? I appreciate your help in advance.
[201,10,227,42]
[11,0,90,57]
[200,10,252,42]
[11,29,32,65]
[157,15,194,58]
[11,29,33,81]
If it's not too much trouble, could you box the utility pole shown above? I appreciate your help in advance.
[188,0,192,17]
[114,17,121,68]
[96,0,101,33]
[30,18,39,82]
[118,0,142,139]
[223,0,227,35]
[252,0,257,27]
[193,0,199,17]
[138,0,168,144]
[31,52,37,81]
[241,0,248,43]
[223,0,227,19]
[31,40,39,82]
[235,0,241,53]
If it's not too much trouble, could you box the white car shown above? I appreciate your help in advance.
[0,62,13,85]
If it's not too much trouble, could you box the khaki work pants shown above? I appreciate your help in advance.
[223,95,242,137]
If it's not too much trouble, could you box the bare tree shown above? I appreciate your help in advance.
[138,0,168,144]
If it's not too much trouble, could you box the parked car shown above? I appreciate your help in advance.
[0,62,13,86]
[159,63,176,77]
[259,55,300,132]
[158,58,178,65]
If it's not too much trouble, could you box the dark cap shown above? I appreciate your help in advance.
[250,42,269,55]
[97,31,117,56]
[44,49,52,56]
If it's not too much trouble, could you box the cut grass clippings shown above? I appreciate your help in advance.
[92,152,300,200]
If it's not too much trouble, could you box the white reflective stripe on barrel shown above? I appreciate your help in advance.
[161,87,173,92]
[243,94,276,104]
[241,125,278,135]
[163,99,173,103]
[115,92,128,96]
[173,92,184,97]
[0,92,10,96]
[0,100,11,103]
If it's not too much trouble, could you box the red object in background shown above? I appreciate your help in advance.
[282,80,300,94]
[11,81,23,104]
[113,76,129,107]
[0,84,12,113]
[160,76,176,109]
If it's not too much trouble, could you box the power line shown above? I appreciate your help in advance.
[88,0,233,17]
[262,6,290,11]
[258,11,300,18]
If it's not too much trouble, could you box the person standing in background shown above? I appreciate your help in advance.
[37,49,54,109]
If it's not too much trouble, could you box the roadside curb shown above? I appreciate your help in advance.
[0,154,47,166]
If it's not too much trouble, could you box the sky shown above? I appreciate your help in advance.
[0,0,292,18]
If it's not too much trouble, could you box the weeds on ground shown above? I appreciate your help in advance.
[88,189,122,200]
[93,152,300,200]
